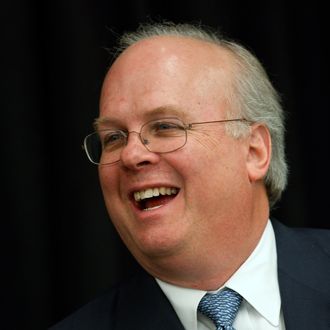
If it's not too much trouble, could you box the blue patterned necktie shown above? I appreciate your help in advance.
[198,288,242,330]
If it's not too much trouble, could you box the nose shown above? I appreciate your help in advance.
[119,131,160,170]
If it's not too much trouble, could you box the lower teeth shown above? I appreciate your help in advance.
[143,205,163,211]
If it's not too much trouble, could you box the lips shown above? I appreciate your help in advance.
[132,186,179,211]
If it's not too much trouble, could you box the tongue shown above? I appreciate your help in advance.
[144,195,175,209]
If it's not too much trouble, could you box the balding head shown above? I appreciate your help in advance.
[100,35,238,124]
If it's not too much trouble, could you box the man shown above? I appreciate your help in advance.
[50,22,330,329]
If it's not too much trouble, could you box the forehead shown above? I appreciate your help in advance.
[98,36,236,126]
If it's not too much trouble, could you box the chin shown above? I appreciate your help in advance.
[129,229,186,260]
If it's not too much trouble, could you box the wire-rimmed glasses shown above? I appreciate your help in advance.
[83,117,249,165]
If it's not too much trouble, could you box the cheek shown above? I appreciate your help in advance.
[98,167,121,203]
[98,168,132,233]
[173,138,249,202]
[170,134,240,177]
[98,168,109,191]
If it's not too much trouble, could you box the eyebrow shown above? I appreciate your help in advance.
[94,105,188,130]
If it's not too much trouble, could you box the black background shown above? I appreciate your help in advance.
[2,1,329,329]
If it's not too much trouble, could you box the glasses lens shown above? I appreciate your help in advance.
[84,130,125,165]
[142,118,187,153]
[84,132,102,164]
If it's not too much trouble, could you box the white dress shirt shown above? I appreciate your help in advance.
[156,220,286,330]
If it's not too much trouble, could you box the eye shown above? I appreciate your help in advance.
[101,131,126,149]
[149,120,185,136]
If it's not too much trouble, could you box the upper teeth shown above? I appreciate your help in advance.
[134,187,178,202]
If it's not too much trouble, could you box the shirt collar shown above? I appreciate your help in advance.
[156,280,205,330]
[156,220,281,329]
[225,220,281,326]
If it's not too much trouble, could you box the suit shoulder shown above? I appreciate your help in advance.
[299,227,330,253]
[283,224,330,256]
[48,273,148,330]
[49,288,119,330]
[272,219,330,253]
[49,272,182,330]
[273,219,330,295]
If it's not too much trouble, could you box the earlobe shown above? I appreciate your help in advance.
[246,124,271,182]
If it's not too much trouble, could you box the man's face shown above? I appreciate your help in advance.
[98,36,259,275]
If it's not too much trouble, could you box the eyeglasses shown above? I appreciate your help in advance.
[83,117,249,165]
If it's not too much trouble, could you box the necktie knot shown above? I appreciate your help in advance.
[198,288,242,330]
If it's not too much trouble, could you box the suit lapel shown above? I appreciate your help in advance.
[272,220,330,330]
[114,271,185,330]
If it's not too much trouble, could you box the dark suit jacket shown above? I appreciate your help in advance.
[49,220,330,329]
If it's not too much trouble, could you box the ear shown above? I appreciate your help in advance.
[246,124,271,183]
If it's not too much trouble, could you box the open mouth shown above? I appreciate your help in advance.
[132,187,179,211]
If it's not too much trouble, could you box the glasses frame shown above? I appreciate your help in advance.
[83,117,250,165]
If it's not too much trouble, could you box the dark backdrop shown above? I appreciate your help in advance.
[3,1,329,329]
